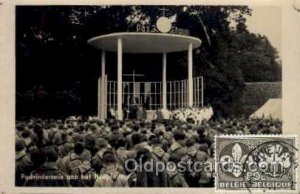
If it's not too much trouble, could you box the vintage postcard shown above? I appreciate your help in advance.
[0,0,300,194]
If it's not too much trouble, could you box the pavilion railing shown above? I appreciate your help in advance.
[102,76,203,112]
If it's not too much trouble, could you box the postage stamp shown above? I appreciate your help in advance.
[215,135,297,191]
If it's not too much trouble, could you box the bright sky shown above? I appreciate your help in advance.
[245,6,282,58]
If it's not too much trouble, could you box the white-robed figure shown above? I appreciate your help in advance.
[161,108,172,120]
[198,106,214,123]
[186,106,196,122]
[153,108,172,120]
[172,106,214,124]
[196,109,204,124]
[108,107,116,119]
[172,109,185,121]
[205,105,214,121]
[208,105,214,119]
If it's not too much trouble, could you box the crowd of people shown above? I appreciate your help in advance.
[15,108,282,187]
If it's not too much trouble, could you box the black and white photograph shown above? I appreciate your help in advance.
[13,5,285,188]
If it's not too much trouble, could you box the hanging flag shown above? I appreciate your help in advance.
[168,14,177,23]
[134,82,140,99]
[145,82,151,94]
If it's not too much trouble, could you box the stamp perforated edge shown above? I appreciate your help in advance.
[214,134,298,193]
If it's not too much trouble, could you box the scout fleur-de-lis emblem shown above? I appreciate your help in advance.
[220,143,247,177]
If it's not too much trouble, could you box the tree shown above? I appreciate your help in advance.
[16,6,281,118]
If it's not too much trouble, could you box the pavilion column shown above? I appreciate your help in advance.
[99,50,106,119]
[162,52,167,109]
[101,50,106,79]
[117,38,123,120]
[188,42,193,107]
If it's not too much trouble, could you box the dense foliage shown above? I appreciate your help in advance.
[16,6,281,118]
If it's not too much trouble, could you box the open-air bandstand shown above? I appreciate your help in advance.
[88,27,203,120]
